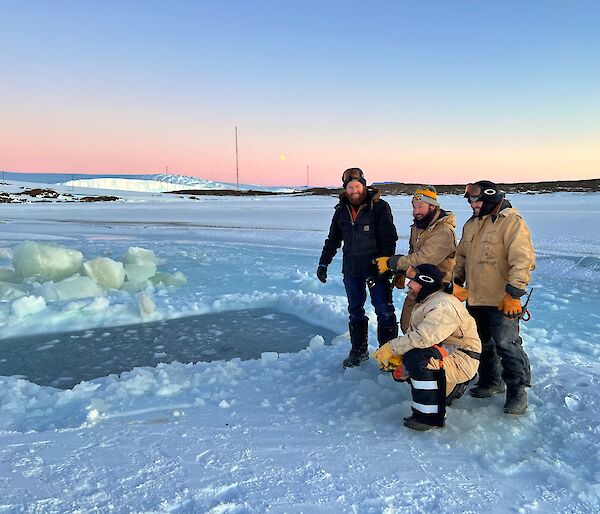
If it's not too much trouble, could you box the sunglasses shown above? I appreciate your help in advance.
[464,183,498,202]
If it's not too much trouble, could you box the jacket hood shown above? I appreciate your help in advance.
[414,208,456,230]
[432,209,456,229]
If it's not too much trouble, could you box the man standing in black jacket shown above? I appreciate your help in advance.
[317,168,399,368]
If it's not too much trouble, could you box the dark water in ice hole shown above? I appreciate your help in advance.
[0,308,337,389]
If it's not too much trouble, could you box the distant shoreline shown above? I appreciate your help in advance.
[172,178,600,197]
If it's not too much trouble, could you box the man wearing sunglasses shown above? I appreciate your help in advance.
[317,168,398,368]
[455,180,535,415]
[373,263,481,431]
[373,185,457,333]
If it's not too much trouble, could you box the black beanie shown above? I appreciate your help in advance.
[412,264,444,302]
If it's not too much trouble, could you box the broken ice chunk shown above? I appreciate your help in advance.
[53,274,103,300]
[13,241,83,281]
[83,257,126,289]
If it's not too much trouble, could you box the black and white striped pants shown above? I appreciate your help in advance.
[403,347,447,427]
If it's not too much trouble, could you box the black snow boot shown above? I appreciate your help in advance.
[469,381,506,398]
[403,416,442,432]
[504,385,528,415]
[445,380,471,407]
[377,323,399,348]
[342,320,369,369]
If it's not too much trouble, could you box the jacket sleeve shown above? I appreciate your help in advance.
[394,225,456,271]
[375,201,398,257]
[454,225,469,285]
[389,300,460,355]
[503,215,535,291]
[319,209,342,266]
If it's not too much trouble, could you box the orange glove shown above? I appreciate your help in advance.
[498,293,522,318]
[452,283,469,302]
[392,272,406,289]
[392,360,409,382]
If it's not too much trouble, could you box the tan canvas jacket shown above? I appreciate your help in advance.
[394,210,457,283]
[454,206,535,306]
[389,290,481,356]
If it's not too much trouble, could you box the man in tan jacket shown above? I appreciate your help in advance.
[374,264,481,431]
[374,185,457,333]
[455,180,535,415]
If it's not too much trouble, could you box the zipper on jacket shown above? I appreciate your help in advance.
[346,203,366,275]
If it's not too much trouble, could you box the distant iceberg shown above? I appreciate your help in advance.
[60,174,296,193]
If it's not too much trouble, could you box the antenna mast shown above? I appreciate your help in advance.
[306,165,309,188]
[235,126,239,190]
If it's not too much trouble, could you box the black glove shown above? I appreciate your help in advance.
[316,265,328,283]
[387,255,403,271]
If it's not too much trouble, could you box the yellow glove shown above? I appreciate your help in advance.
[373,257,391,275]
[373,343,401,371]
[392,272,406,289]
[452,283,469,302]
[498,293,522,318]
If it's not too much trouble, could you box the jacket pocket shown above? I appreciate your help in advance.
[480,231,499,263]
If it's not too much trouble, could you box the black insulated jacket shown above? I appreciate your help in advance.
[319,188,397,276]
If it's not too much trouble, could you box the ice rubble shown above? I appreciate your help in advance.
[0,241,187,319]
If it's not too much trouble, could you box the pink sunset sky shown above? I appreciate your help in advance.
[1,2,598,187]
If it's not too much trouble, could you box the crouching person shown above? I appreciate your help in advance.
[374,264,481,431]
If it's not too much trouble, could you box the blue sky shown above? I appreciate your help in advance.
[1,1,599,185]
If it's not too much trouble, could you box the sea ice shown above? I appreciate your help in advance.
[123,246,159,266]
[83,257,126,289]
[125,262,157,284]
[138,292,156,318]
[151,271,188,287]
[53,274,103,300]
[11,295,46,318]
[0,282,25,301]
[12,241,83,281]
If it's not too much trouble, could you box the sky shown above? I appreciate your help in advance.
[1,1,599,187]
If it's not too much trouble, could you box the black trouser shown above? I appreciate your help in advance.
[403,347,446,427]
[467,306,531,388]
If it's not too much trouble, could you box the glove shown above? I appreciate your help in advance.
[452,283,469,302]
[392,272,406,289]
[498,293,522,318]
[392,359,410,382]
[316,265,328,283]
[388,255,403,271]
[373,257,391,275]
[373,343,401,371]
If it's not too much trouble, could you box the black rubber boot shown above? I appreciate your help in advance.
[504,385,528,415]
[403,416,442,431]
[343,320,369,368]
[446,382,468,406]
[469,382,506,398]
[377,323,399,348]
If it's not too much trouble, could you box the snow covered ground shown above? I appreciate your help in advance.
[0,183,599,513]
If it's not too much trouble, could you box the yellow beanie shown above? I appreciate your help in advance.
[413,185,439,207]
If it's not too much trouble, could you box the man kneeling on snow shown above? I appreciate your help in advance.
[374,264,482,431]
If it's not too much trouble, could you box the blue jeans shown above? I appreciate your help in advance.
[343,273,397,328]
